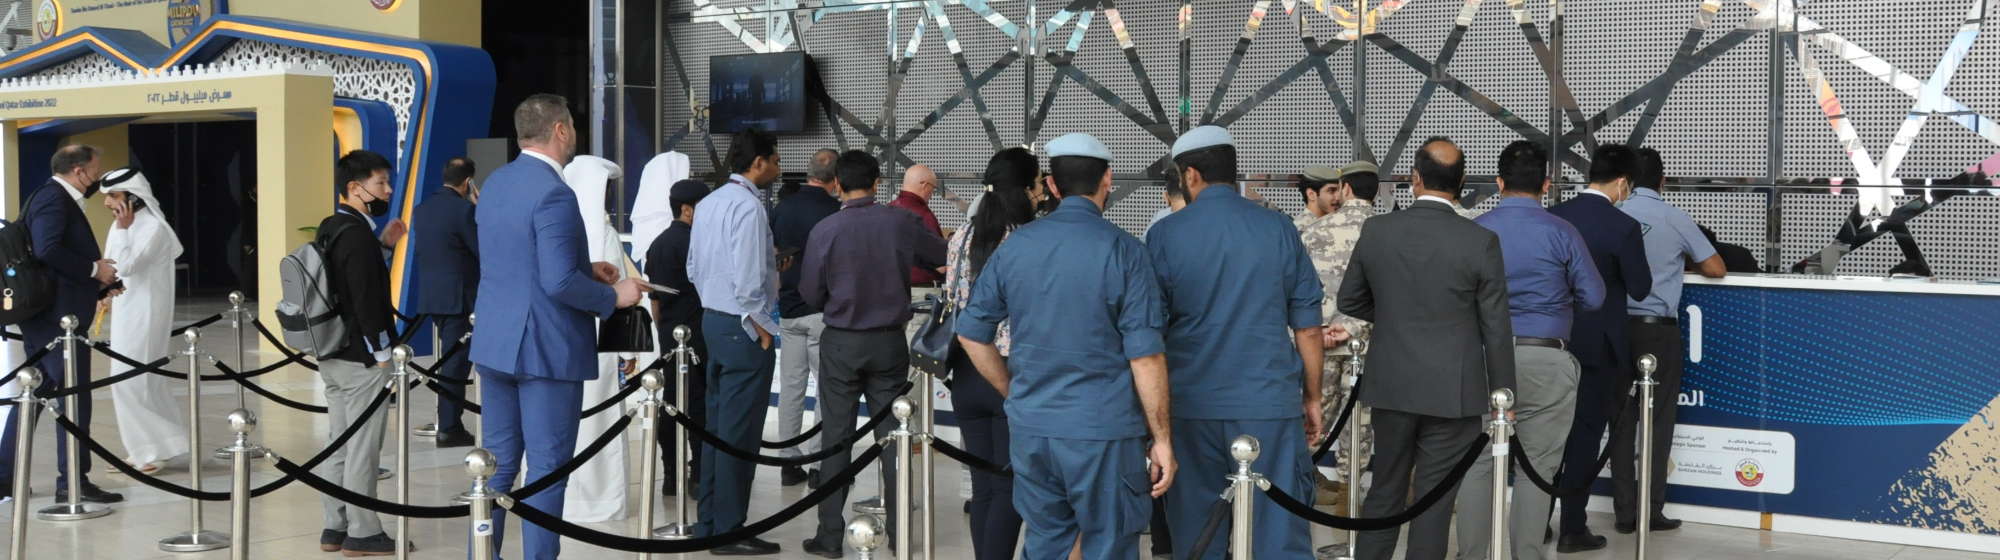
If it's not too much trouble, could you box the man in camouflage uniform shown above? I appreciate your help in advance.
[1294,162,1381,511]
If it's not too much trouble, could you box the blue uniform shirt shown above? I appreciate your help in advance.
[1474,197,1606,339]
[958,197,1166,440]
[1621,188,1717,317]
[1147,186,1323,420]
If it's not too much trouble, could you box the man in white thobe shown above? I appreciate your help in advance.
[560,155,659,521]
[100,169,187,472]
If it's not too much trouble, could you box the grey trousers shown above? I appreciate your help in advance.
[1453,345,1580,560]
[318,358,391,539]
[777,314,826,458]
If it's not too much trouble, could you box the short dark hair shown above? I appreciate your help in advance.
[1587,143,1639,185]
[808,148,839,183]
[1295,177,1332,204]
[49,144,98,176]
[1412,137,1465,195]
[1343,172,1380,202]
[1497,140,1549,195]
[832,150,880,193]
[336,149,394,198]
[1173,145,1237,187]
[513,94,571,144]
[442,157,476,187]
[1633,147,1665,191]
[1049,156,1109,198]
[726,128,778,174]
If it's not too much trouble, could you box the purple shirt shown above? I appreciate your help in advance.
[800,196,949,330]
[1473,197,1607,339]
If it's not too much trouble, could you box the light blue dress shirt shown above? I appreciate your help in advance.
[1473,197,1605,339]
[688,174,779,337]
[1621,188,1717,317]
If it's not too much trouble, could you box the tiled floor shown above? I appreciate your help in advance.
[0,298,1992,559]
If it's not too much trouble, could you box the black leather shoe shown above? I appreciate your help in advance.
[713,537,780,556]
[1615,516,1682,534]
[341,533,415,557]
[55,483,123,504]
[320,529,345,552]
[1557,532,1608,553]
[782,466,811,486]
[435,429,475,448]
[802,538,843,558]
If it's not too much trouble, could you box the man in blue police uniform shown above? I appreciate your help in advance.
[1453,141,1605,560]
[957,133,1175,560]
[1613,148,1724,535]
[1147,125,1324,559]
[412,156,479,448]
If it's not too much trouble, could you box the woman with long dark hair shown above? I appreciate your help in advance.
[945,147,1043,560]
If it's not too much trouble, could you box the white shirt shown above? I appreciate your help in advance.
[520,149,564,176]
[1580,189,1614,202]
[51,176,99,278]
[1417,194,1454,207]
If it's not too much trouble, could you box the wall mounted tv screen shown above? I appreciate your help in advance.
[709,52,812,134]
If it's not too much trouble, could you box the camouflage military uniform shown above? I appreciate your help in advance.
[1298,200,1375,482]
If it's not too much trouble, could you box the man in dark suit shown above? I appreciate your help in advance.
[1338,137,1515,560]
[412,156,479,448]
[643,179,709,496]
[0,144,122,505]
[1546,144,1653,552]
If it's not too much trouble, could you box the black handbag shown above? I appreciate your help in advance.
[0,213,56,326]
[597,305,657,354]
[909,293,955,380]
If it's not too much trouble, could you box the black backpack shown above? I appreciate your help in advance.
[0,211,56,326]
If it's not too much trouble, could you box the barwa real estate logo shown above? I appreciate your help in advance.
[33,0,60,41]
[370,0,400,11]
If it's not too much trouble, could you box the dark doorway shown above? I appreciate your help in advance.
[127,120,258,298]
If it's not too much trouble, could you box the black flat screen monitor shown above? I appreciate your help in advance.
[709,52,811,133]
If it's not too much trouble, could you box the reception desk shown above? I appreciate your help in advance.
[1611,274,2000,551]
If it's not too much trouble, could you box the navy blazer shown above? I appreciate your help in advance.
[23,179,102,331]
[468,156,617,380]
[412,188,479,315]
[1548,193,1652,369]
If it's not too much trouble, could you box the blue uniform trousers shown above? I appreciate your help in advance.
[473,367,584,560]
[1011,433,1152,559]
[697,310,776,536]
[1165,417,1313,560]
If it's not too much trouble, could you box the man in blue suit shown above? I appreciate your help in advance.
[1546,144,1652,552]
[469,94,645,559]
[413,156,480,448]
[0,144,124,505]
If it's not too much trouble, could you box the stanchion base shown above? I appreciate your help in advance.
[653,523,693,540]
[414,423,439,438]
[214,445,268,460]
[159,530,230,552]
[1314,544,1355,560]
[35,501,111,521]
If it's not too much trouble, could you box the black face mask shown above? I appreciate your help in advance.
[358,190,391,217]
[81,181,102,199]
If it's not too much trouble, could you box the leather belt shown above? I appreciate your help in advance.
[1514,336,1567,350]
[1630,315,1678,326]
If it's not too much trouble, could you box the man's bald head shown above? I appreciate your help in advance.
[902,164,938,199]
[1412,136,1466,200]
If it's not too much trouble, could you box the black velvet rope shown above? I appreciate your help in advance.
[930,437,1010,474]
[762,421,822,449]
[211,361,330,413]
[271,457,471,518]
[1516,391,1641,499]
[662,383,910,467]
[1312,382,1363,462]
[580,379,643,418]
[390,314,429,347]
[421,377,481,413]
[167,314,225,337]
[508,414,635,500]
[1262,433,1492,531]
[249,319,323,370]
[94,340,313,381]
[42,361,153,398]
[406,337,471,380]
[0,345,55,388]
[498,441,887,554]
[1183,495,1234,560]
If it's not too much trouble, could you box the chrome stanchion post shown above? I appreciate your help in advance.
[917,367,935,559]
[1489,389,1516,560]
[847,514,885,560]
[391,345,413,560]
[1335,338,1366,560]
[225,408,260,560]
[891,397,915,560]
[416,311,440,438]
[216,292,267,460]
[38,315,109,521]
[654,325,696,539]
[1635,354,1659,560]
[635,368,664,558]
[464,448,498,560]
[449,314,482,506]
[1229,435,1260,559]
[162,329,228,551]
[9,367,42,559]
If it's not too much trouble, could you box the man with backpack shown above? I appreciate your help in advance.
[309,149,411,556]
[0,144,124,506]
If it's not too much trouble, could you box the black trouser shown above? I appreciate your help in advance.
[946,348,1020,560]
[1355,409,1480,560]
[0,318,95,491]
[1556,356,1628,536]
[1612,320,1683,524]
[654,318,707,492]
[811,326,907,549]
[432,313,473,434]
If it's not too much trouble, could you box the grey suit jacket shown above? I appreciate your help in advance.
[1337,200,1516,419]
